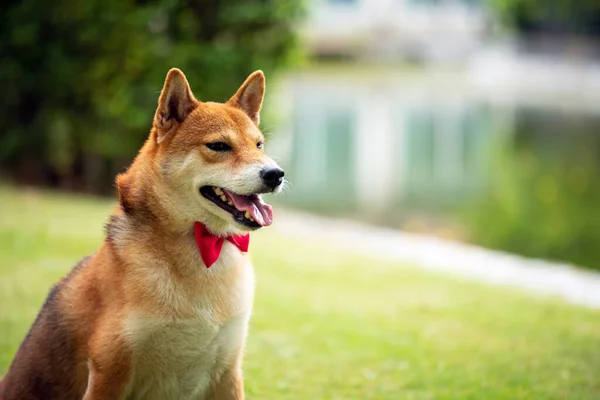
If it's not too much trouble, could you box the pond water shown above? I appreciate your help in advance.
[269,67,600,269]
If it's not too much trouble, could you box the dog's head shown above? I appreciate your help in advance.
[146,68,284,236]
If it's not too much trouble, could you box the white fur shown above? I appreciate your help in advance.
[122,242,255,400]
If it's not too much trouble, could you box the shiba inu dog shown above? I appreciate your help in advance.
[0,68,284,400]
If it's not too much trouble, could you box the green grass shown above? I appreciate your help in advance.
[1,185,599,399]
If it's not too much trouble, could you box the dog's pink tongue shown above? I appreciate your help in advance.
[227,192,273,226]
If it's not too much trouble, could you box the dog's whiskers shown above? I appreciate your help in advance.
[280,180,293,194]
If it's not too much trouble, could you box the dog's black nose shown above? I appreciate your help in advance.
[260,166,285,189]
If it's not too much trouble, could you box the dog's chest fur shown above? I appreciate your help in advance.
[122,242,255,400]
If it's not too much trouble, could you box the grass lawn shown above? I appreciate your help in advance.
[1,185,599,399]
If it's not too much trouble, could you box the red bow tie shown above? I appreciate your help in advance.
[194,222,250,268]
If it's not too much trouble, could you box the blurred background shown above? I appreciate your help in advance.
[2,1,600,397]
[272,0,600,271]
[2,0,600,270]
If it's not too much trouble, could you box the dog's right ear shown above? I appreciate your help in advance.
[154,68,198,144]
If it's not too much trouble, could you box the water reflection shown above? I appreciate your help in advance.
[271,69,600,268]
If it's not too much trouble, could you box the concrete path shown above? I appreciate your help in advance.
[274,209,600,309]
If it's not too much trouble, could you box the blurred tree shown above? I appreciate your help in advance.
[490,0,600,37]
[463,111,600,270]
[0,0,304,192]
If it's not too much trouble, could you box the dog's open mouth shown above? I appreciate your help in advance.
[199,186,273,228]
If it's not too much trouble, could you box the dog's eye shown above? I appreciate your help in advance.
[257,141,264,150]
[206,142,232,152]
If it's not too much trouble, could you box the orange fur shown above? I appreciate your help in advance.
[0,68,281,400]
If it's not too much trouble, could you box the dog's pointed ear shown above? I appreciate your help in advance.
[228,70,265,126]
[154,68,198,143]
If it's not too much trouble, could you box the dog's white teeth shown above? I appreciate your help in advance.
[220,195,227,202]
[214,187,224,195]
[227,200,233,206]
[249,217,255,222]
[244,211,251,219]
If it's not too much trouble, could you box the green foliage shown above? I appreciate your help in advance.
[0,0,303,191]
[489,0,600,35]
[463,125,600,270]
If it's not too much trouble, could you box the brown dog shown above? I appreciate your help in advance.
[0,68,284,399]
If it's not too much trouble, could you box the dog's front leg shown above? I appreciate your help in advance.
[82,334,131,400]
[209,367,245,400]
[83,369,127,400]
[82,358,130,400]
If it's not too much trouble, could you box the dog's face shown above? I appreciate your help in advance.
[150,68,284,236]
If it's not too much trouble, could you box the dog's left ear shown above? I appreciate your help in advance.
[228,70,265,126]
[154,68,198,143]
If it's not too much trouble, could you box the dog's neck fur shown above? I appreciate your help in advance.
[105,139,189,268]
[106,134,247,276]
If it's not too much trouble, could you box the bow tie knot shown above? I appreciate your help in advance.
[194,222,250,268]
